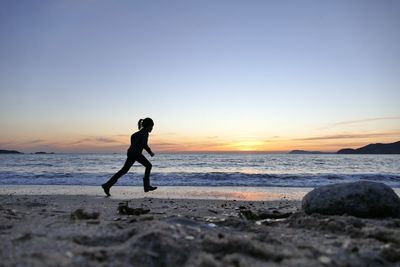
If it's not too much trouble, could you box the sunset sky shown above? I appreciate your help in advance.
[1,0,399,153]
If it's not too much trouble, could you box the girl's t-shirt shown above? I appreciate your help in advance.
[127,128,149,156]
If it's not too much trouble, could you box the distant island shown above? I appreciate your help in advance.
[289,141,400,155]
[0,150,57,155]
[0,149,23,154]
[337,141,400,154]
[288,150,329,155]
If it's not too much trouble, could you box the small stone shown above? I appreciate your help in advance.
[239,209,260,220]
[318,256,332,265]
[342,239,351,249]
[138,215,154,221]
[380,245,400,262]
[118,202,150,215]
[86,220,100,225]
[70,209,100,220]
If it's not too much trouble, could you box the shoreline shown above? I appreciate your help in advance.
[0,185,313,201]
[1,185,399,201]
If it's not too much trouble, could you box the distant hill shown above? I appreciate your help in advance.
[0,149,23,154]
[34,152,55,154]
[288,150,327,154]
[337,141,400,154]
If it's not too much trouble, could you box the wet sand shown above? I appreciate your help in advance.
[1,186,400,266]
[0,185,312,201]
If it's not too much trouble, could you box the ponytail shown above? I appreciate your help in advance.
[138,119,144,129]
[138,118,154,129]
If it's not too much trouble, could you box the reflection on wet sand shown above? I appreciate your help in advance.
[0,185,311,201]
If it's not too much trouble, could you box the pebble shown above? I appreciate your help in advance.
[342,239,351,249]
[318,256,332,265]
[86,220,100,225]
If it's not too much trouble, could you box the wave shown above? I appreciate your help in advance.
[0,171,399,188]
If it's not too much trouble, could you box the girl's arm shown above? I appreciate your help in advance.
[143,133,155,156]
[144,145,154,157]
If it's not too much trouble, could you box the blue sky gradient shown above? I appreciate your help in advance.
[1,0,399,152]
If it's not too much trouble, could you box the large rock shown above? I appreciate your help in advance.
[302,181,400,218]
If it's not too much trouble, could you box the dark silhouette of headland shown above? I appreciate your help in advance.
[337,141,400,154]
[288,150,328,155]
[0,149,23,154]
[289,141,400,155]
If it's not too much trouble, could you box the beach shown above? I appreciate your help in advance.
[1,186,400,266]
[2,0,400,265]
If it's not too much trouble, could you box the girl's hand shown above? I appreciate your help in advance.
[150,152,155,157]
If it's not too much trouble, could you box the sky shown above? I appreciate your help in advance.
[0,0,399,153]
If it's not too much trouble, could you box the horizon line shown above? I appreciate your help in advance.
[0,149,339,154]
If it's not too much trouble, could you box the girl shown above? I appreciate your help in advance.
[102,118,157,196]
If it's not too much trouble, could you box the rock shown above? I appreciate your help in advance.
[258,211,293,219]
[129,231,188,266]
[239,209,260,220]
[86,220,100,225]
[118,202,150,215]
[302,181,400,218]
[239,207,292,221]
[368,229,400,245]
[380,245,400,262]
[70,208,100,220]
[13,232,33,242]
[318,255,332,265]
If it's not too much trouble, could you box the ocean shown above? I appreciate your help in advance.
[0,153,399,188]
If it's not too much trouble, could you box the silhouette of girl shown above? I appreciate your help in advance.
[102,118,157,196]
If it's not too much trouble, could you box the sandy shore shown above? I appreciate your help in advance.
[0,185,312,201]
[1,186,400,266]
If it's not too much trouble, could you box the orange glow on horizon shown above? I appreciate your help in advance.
[225,141,267,151]
[1,130,399,153]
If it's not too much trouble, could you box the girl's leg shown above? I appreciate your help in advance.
[135,154,157,192]
[103,157,135,191]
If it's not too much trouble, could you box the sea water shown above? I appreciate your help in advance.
[0,153,399,187]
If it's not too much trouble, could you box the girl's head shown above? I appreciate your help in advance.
[138,118,154,132]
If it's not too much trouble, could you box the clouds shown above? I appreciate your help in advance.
[1,115,399,153]
[295,131,400,141]
[319,116,400,130]
[95,137,120,143]
[0,135,129,153]
[333,116,400,126]
[64,136,124,146]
